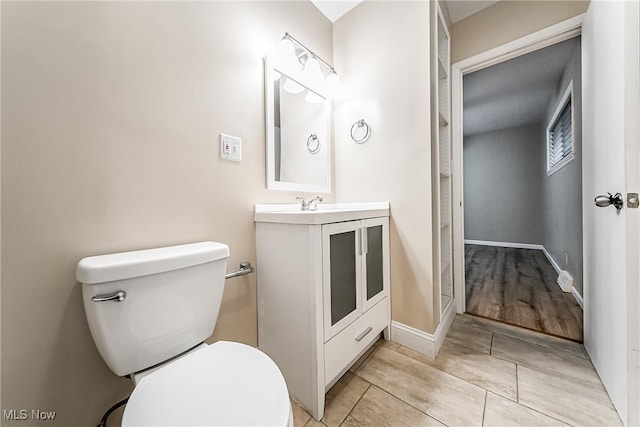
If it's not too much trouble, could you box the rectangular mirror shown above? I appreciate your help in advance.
[265,55,331,193]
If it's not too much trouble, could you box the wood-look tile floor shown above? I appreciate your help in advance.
[465,244,583,342]
[291,315,621,427]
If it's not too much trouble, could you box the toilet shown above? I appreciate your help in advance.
[77,241,292,426]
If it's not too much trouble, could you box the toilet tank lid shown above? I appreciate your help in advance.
[76,241,230,285]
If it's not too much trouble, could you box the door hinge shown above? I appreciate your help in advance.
[628,193,639,208]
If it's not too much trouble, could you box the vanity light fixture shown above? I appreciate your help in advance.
[276,32,340,97]
[275,36,299,75]
[326,70,340,95]
[301,55,324,90]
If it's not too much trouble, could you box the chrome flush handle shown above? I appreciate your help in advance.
[92,291,127,303]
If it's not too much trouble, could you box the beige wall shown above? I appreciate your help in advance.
[451,0,589,63]
[1,2,332,425]
[333,2,436,333]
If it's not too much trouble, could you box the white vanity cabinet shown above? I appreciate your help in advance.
[255,203,390,421]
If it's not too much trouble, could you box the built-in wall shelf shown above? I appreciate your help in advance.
[441,294,452,311]
[434,3,453,323]
[439,112,449,127]
[438,56,448,80]
[441,261,451,277]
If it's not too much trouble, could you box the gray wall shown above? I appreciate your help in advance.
[542,37,583,294]
[464,124,545,244]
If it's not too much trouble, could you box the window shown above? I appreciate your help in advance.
[547,80,575,175]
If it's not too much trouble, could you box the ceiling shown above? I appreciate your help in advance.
[444,0,499,23]
[463,37,579,136]
[310,0,362,23]
[311,0,498,24]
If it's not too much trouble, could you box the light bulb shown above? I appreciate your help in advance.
[283,77,304,94]
[301,56,324,92]
[276,37,299,75]
[305,91,324,104]
[326,70,340,95]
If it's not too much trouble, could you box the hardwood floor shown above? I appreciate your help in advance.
[465,244,583,342]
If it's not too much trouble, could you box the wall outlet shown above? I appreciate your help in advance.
[564,252,569,266]
[220,133,241,162]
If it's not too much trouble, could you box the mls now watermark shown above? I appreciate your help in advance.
[3,409,57,421]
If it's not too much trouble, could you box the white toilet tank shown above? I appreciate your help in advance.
[76,241,230,377]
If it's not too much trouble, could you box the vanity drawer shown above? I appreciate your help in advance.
[324,298,389,386]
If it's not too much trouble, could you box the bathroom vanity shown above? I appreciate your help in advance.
[255,202,390,420]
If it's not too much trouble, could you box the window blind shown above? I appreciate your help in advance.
[549,100,573,169]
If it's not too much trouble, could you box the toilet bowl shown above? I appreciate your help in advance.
[76,242,292,426]
[122,342,292,427]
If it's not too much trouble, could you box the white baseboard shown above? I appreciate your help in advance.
[437,299,457,352]
[572,287,584,309]
[464,239,544,250]
[391,321,435,357]
[390,300,456,358]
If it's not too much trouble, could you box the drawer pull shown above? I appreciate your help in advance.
[355,326,373,342]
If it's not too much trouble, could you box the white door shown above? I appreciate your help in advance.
[582,1,639,425]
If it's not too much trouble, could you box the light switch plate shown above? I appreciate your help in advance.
[220,133,241,162]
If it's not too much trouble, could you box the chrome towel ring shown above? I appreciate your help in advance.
[351,119,371,144]
[307,133,320,154]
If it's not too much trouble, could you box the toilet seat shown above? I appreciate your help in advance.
[122,341,292,427]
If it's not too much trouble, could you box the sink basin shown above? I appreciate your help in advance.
[254,202,390,225]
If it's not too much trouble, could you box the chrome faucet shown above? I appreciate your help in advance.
[296,196,323,211]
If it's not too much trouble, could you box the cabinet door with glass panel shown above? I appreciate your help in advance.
[322,218,389,341]
[361,217,389,312]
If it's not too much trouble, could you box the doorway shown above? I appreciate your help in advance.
[460,37,583,341]
[450,6,639,425]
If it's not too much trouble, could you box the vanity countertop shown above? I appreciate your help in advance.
[254,202,389,225]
